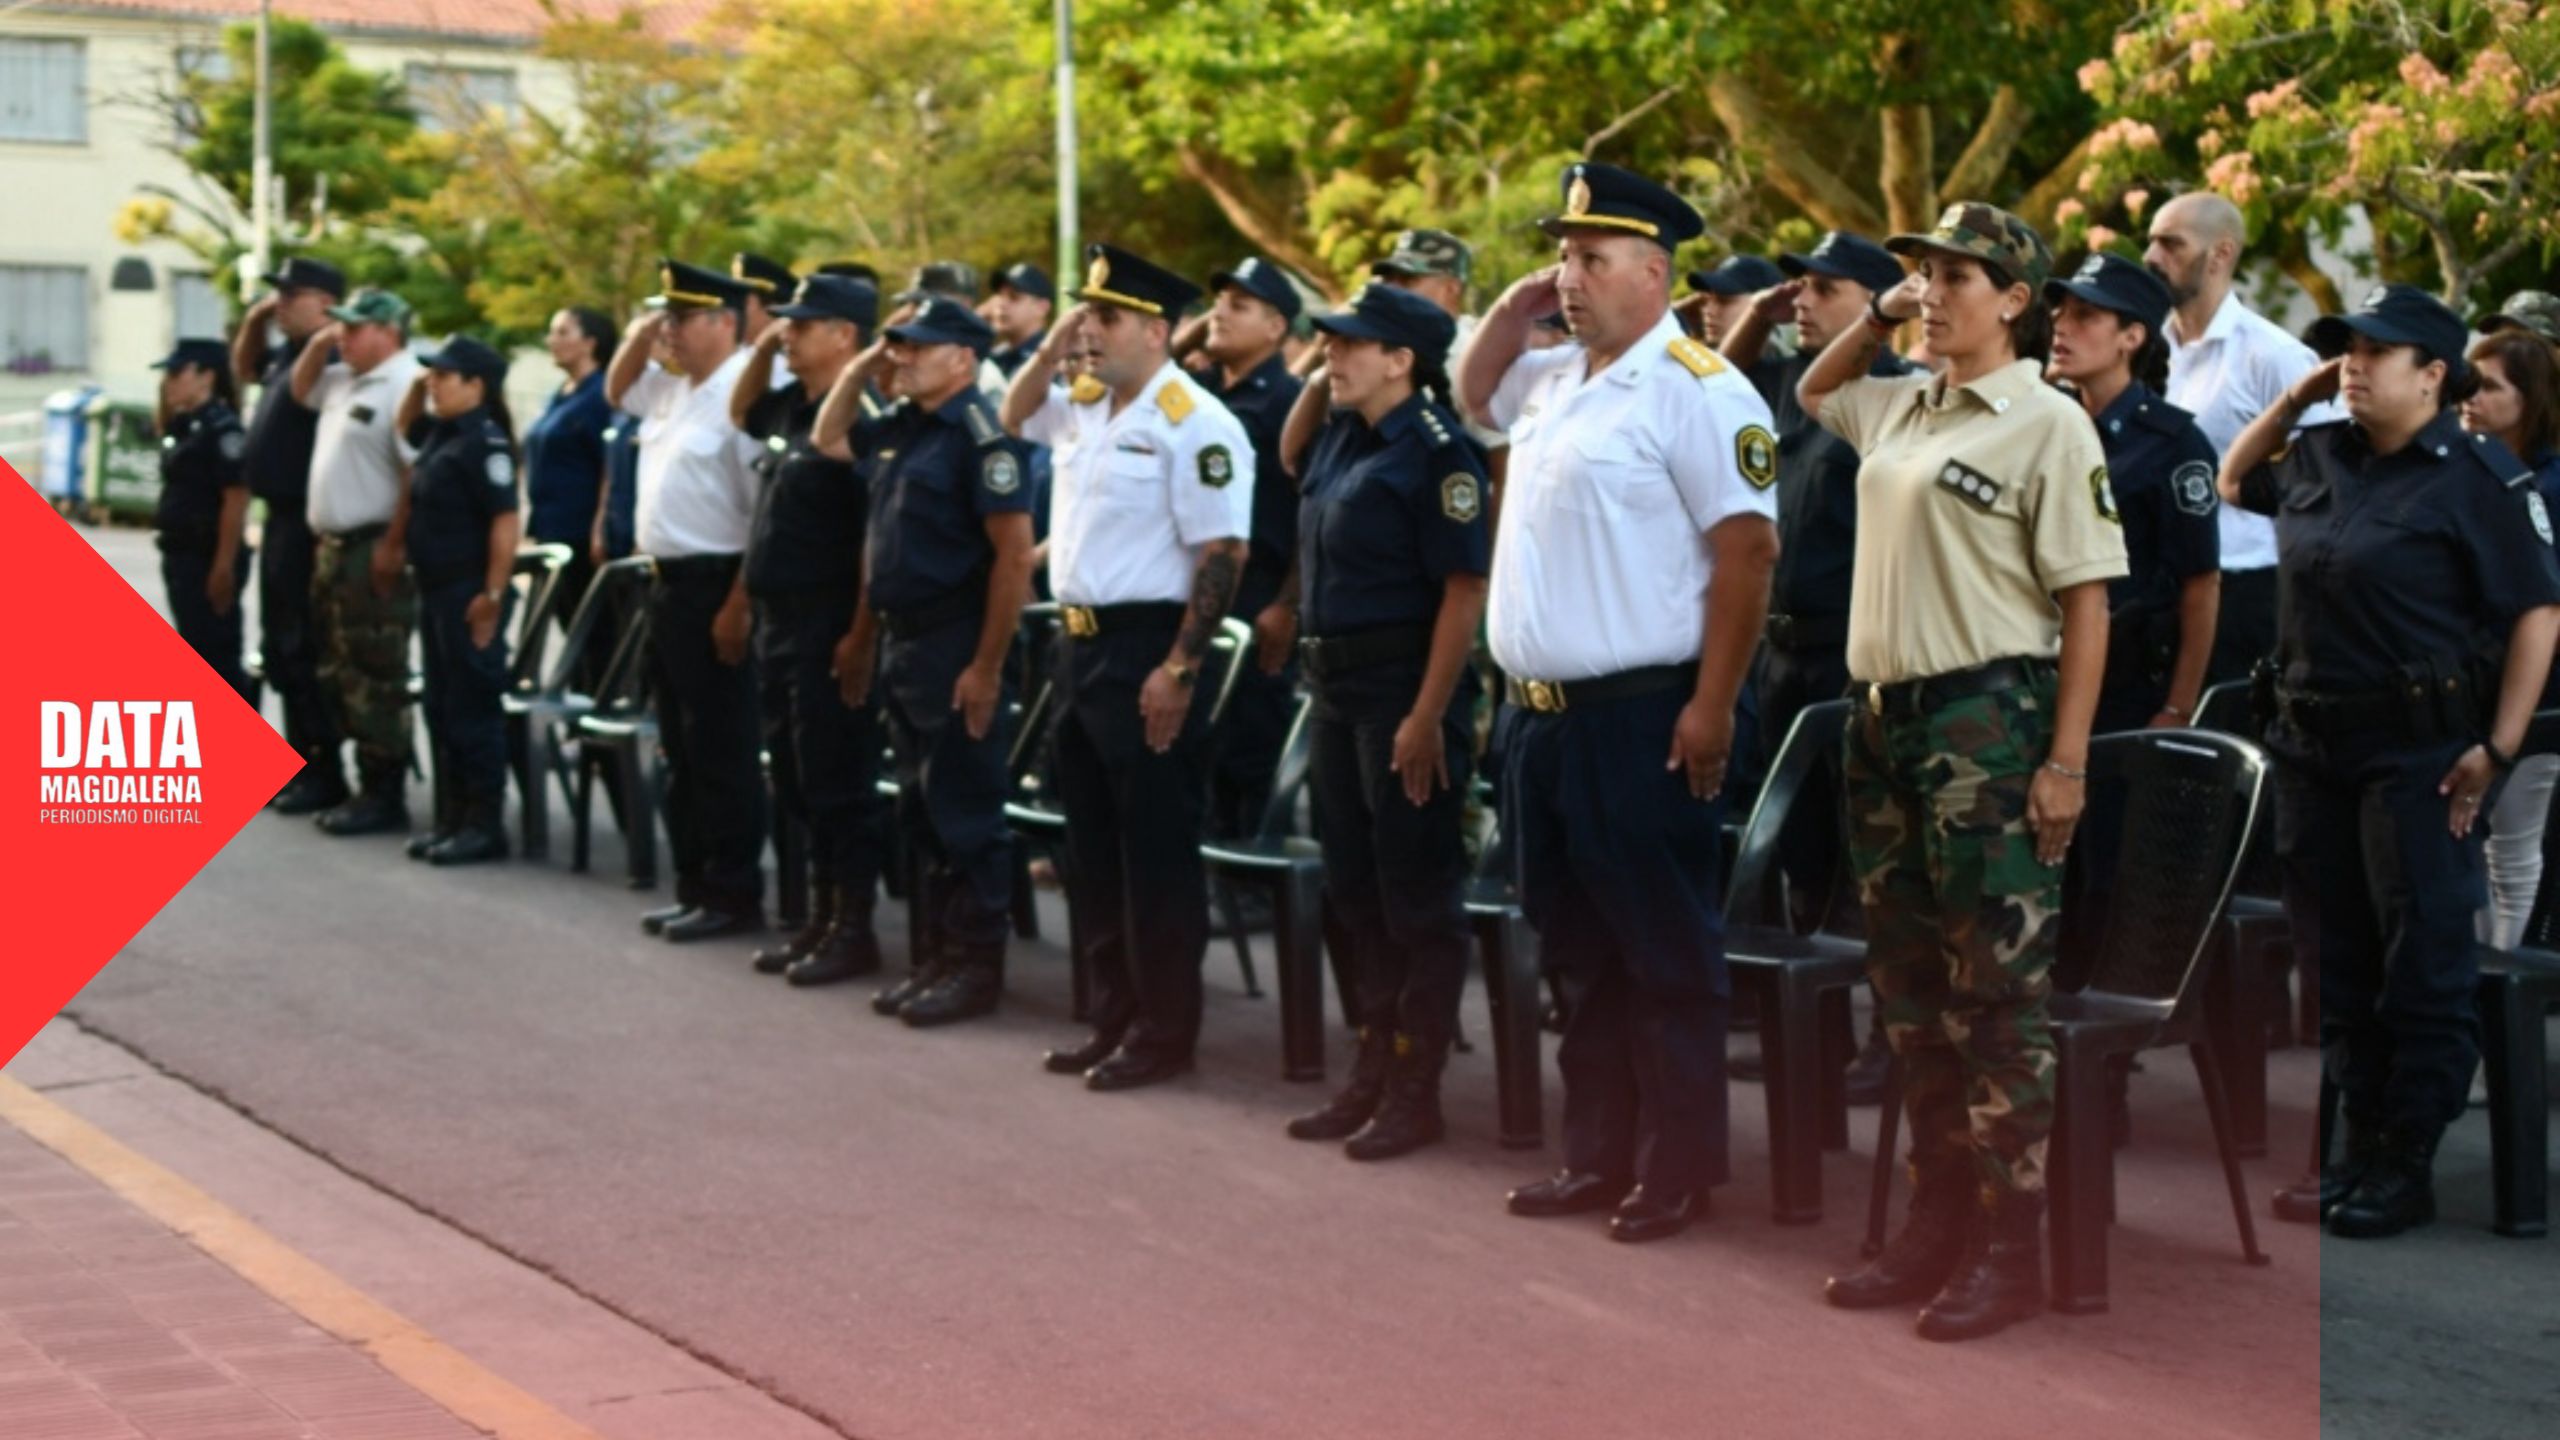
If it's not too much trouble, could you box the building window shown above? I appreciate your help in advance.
[172,44,234,144]
[0,265,89,375]
[172,272,226,343]
[0,37,87,144]
[403,63,518,133]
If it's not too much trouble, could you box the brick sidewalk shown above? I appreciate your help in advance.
[0,1122,482,1440]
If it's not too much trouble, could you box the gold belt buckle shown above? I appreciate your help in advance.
[1867,683,1884,717]
[1063,606,1099,638]
[1521,679,1565,714]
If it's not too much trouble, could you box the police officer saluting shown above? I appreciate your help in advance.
[728,272,889,981]
[393,336,521,865]
[1000,243,1256,1090]
[1275,282,1490,1159]
[1457,163,1780,1242]
[987,264,1055,379]
[1683,254,1787,349]
[819,296,1037,1026]
[152,338,254,701]
[2219,285,2560,1238]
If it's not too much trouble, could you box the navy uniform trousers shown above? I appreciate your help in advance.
[754,587,884,907]
[1502,686,1732,1192]
[416,580,513,799]
[2273,729,2485,1139]
[648,555,769,914]
[1053,615,1213,1060]
[881,616,1015,955]
[258,507,336,757]
[164,544,254,704]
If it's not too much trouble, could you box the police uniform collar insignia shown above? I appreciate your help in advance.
[1935,459,2004,511]
[1566,169,1593,219]
[1068,373,1108,405]
[1087,253,1110,292]
[1440,472,1481,522]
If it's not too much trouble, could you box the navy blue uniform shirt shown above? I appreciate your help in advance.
[1298,393,1491,637]
[1749,347,1910,619]
[241,336,319,503]
[599,412,640,557]
[2240,412,2560,691]
[521,369,611,546]
[402,406,519,586]
[855,388,1033,612]
[1205,352,1306,600]
[2090,381,2220,619]
[156,400,246,550]
[740,383,864,597]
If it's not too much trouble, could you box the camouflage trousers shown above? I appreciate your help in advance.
[312,529,414,775]
[1844,675,2062,1197]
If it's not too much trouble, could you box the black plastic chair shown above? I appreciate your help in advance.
[508,555,653,869]
[2467,705,2560,1240]
[1720,699,1873,1224]
[1199,697,1332,1080]
[1865,728,2270,1314]
[565,577,662,888]
[2190,679,2290,1158]
[1463,824,1545,1150]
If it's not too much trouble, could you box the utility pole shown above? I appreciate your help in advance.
[1053,0,1078,286]
[246,0,271,301]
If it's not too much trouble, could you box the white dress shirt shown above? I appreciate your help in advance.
[1025,360,1255,606]
[625,350,758,559]
[1484,310,1779,681]
[305,349,421,535]
[2165,291,2336,571]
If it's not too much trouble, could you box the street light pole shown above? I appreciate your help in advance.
[1053,0,1077,286]
[247,0,271,301]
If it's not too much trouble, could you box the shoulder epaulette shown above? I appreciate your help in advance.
[1416,401,1463,451]
[960,393,1005,447]
[1157,380,1196,425]
[1668,335,1727,379]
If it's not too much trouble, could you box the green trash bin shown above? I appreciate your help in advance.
[82,395,161,524]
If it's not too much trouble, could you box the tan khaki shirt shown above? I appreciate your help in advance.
[1822,358,2128,685]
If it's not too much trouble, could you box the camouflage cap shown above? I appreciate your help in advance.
[1885,201,2054,292]
[2482,290,2560,346]
[1370,228,1473,285]
[325,287,413,329]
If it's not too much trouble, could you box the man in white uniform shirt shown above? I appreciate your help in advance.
[1457,162,1779,1245]
[1001,242,1255,1093]
[288,287,422,837]
[605,260,769,943]
[2144,192,2336,683]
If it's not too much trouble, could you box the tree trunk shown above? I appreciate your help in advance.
[1174,144,1335,297]
[1702,74,1885,235]
[1875,37,1935,235]
[1940,86,2032,207]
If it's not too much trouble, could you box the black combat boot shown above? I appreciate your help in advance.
[1286,1024,1394,1141]
[870,928,939,1013]
[1345,1028,1450,1161]
[406,762,458,859]
[1825,1156,1975,1309]
[789,902,885,987]
[425,791,509,866]
[899,943,1003,1027]
[2271,1121,2383,1225]
[316,762,409,836]
[752,880,836,975]
[269,752,350,815]
[1916,1188,2046,1342]
[2326,1127,2440,1239]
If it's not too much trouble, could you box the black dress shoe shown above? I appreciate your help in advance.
[660,907,764,944]
[1505,1170,1633,1218]
[405,825,455,860]
[785,924,883,987]
[1084,1047,1195,1092]
[1608,1186,1703,1243]
[872,963,938,1016]
[2327,1129,2439,1240]
[268,767,349,815]
[899,962,1000,1027]
[1043,1032,1123,1075]
[314,790,408,836]
[641,902,694,935]
[2272,1124,2383,1225]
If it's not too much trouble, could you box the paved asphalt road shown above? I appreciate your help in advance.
[33,513,2553,1438]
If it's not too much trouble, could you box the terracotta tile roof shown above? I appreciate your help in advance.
[27,0,722,46]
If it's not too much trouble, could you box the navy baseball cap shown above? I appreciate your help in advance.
[885,295,995,356]
[260,256,347,298]
[771,273,880,331]
[151,338,231,372]
[1208,256,1302,321]
[1779,232,1904,294]
[994,263,1055,301]
[1310,283,1459,371]
[1687,255,1787,297]
[2309,284,2472,372]
[418,334,510,385]
[1073,243,1201,319]
[2044,253,2175,336]
[816,260,880,285]
[1540,162,1705,251]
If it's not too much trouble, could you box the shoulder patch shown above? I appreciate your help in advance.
[983,448,1022,496]
[2089,464,2121,524]
[2171,459,2217,517]
[1735,424,1778,490]
[1067,374,1108,405]
[1158,382,1196,426]
[1934,459,2004,512]
[1440,472,1482,523]
[2526,489,2555,545]
[1197,443,1234,488]
[217,429,246,463]
[1668,336,1727,379]
[486,450,515,488]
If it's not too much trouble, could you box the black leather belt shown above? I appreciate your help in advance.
[2278,671,2477,746]
[1059,601,1186,638]
[1858,657,2049,721]
[1300,624,1430,682]
[1506,663,1692,715]
[1764,612,1848,652]
[878,583,985,643]
[654,553,742,582]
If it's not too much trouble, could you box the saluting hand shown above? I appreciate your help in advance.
[1877,272,1927,323]
[1390,710,1449,808]
[1044,303,1094,359]
[1666,698,1731,802]
[2439,744,2497,839]
[2288,355,2345,412]
[1498,267,1563,324]
[756,317,790,351]
[1751,280,1804,323]
[952,661,1001,740]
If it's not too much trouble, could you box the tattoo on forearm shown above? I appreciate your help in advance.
[1181,550,1241,661]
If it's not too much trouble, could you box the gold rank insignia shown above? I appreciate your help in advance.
[2090,464,2122,524]
[1087,253,1111,292]
[1158,382,1195,425]
[1068,374,1107,405]
[1668,336,1726,378]
[1736,425,1777,490]
[1566,171,1593,219]
[1441,473,1482,523]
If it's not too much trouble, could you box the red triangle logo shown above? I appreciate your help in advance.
[0,460,304,1065]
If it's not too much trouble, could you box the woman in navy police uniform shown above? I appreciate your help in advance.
[152,338,255,701]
